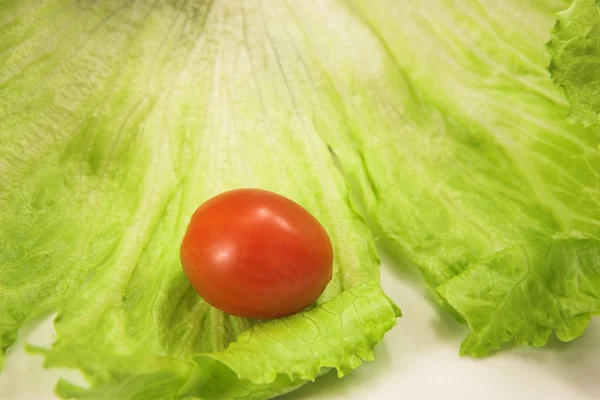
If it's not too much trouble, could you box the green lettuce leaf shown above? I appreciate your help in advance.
[0,0,400,397]
[302,0,600,355]
[439,238,600,356]
[549,0,600,129]
[36,283,398,400]
[2,0,600,397]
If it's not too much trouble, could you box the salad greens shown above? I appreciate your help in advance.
[1,0,599,398]
[549,0,600,131]
[0,1,400,397]
[338,0,600,356]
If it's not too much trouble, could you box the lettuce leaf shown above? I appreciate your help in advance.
[439,239,600,355]
[0,0,400,397]
[2,0,600,397]
[549,0,600,130]
[302,0,600,355]
[37,283,398,400]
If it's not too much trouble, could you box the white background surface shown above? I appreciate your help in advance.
[2,255,600,400]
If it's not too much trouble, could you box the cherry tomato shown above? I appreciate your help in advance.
[180,188,334,319]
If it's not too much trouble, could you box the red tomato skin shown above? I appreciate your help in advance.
[180,188,334,319]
